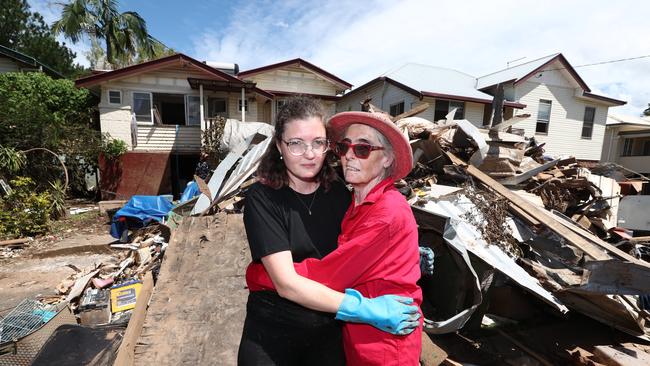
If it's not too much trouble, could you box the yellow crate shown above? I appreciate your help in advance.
[110,281,142,313]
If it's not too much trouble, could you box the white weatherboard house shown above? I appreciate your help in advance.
[75,54,350,198]
[601,114,650,176]
[338,54,626,162]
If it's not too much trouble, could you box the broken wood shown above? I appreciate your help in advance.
[114,271,154,366]
[394,102,431,121]
[593,345,650,366]
[194,175,212,203]
[574,260,650,295]
[446,151,610,260]
[0,238,30,247]
[420,334,447,366]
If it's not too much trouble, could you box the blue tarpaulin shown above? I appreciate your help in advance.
[180,181,200,203]
[110,195,174,239]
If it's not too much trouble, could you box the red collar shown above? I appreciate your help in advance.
[354,177,395,206]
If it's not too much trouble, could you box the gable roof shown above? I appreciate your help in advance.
[238,58,352,90]
[343,65,526,108]
[476,53,590,91]
[75,53,244,88]
[0,44,64,78]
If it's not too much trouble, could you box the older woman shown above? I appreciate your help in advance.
[239,100,420,366]
[246,111,422,365]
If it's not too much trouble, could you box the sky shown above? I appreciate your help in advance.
[29,0,650,116]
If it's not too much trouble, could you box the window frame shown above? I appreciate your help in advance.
[238,99,249,113]
[185,95,201,126]
[207,97,228,118]
[622,138,633,157]
[434,99,465,121]
[132,91,153,124]
[581,106,596,139]
[535,99,552,134]
[389,101,405,117]
[108,89,122,105]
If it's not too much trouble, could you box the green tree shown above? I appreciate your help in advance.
[53,0,171,68]
[643,103,650,117]
[0,0,84,78]
[0,72,101,194]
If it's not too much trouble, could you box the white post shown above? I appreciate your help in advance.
[199,84,205,130]
[241,87,246,122]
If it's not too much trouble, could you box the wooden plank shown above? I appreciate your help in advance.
[114,271,155,366]
[394,102,431,121]
[420,334,447,366]
[593,345,650,366]
[507,203,541,226]
[0,238,30,247]
[446,152,610,261]
[573,260,650,295]
[98,200,127,214]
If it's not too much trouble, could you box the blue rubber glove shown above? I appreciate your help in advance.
[419,246,435,276]
[335,288,420,335]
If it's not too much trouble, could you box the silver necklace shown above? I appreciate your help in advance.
[292,188,318,215]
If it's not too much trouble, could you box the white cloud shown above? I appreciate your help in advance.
[191,0,650,115]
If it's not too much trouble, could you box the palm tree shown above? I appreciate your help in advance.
[53,0,162,68]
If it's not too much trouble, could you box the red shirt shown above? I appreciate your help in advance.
[246,178,422,365]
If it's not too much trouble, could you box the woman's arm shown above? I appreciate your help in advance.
[260,249,420,335]
[261,250,344,313]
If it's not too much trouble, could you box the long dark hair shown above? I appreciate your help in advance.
[257,96,337,190]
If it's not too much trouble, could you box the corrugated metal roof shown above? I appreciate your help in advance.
[476,53,559,90]
[385,63,495,101]
[607,113,650,127]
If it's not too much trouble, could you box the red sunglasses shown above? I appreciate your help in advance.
[333,141,384,159]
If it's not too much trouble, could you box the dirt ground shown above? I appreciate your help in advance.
[0,209,116,314]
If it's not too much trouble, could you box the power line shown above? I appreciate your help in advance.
[534,54,650,74]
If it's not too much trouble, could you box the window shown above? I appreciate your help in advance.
[389,101,405,117]
[208,97,227,118]
[133,92,152,123]
[185,95,201,126]
[536,99,552,134]
[644,141,650,156]
[434,100,464,121]
[238,99,248,112]
[108,90,121,105]
[622,138,633,156]
[582,106,595,139]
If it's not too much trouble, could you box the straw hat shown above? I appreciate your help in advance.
[328,111,413,180]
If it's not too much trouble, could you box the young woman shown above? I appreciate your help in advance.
[238,98,419,366]
[246,111,423,365]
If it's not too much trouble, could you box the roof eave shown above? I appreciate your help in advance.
[238,58,352,89]
[514,53,590,92]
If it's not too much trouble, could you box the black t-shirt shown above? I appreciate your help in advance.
[244,180,351,262]
[243,179,351,327]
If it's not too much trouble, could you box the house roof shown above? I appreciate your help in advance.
[238,58,352,90]
[344,66,526,108]
[475,53,591,91]
[0,44,64,78]
[607,114,650,127]
[75,53,245,88]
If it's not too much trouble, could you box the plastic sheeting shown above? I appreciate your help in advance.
[109,196,173,239]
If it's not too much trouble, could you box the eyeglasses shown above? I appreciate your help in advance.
[282,138,330,156]
[333,140,384,159]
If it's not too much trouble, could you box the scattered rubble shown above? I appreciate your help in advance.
[2,110,649,365]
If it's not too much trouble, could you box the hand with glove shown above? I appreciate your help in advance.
[335,288,420,335]
[419,246,435,276]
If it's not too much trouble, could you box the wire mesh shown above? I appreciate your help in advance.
[0,299,53,344]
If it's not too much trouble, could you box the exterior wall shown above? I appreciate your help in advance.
[0,57,20,73]
[336,81,420,114]
[514,80,608,160]
[97,69,262,152]
[244,67,338,95]
[618,156,650,173]
[601,124,650,173]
